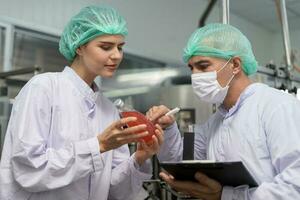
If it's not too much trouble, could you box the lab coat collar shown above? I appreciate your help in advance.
[218,83,259,118]
[62,66,100,102]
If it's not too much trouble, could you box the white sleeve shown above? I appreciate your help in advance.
[108,145,152,200]
[157,122,183,162]
[194,123,207,160]
[10,80,104,192]
[221,101,300,200]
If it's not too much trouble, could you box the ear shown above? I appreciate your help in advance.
[76,45,85,56]
[231,57,242,75]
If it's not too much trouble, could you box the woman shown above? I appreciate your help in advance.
[0,5,164,200]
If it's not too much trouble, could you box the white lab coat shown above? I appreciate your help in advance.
[0,67,152,200]
[158,83,300,199]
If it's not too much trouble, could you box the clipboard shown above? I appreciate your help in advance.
[160,160,258,187]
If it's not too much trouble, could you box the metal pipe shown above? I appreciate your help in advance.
[199,0,218,27]
[220,0,230,24]
[3,24,14,72]
[0,66,41,79]
[16,28,60,43]
[0,27,2,63]
[279,0,292,70]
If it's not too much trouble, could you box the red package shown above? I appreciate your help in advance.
[121,111,156,142]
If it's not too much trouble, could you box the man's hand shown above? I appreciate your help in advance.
[146,105,175,129]
[160,171,222,200]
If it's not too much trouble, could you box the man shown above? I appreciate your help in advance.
[147,23,300,199]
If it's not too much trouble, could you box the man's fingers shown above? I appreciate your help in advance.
[146,106,156,118]
[195,172,222,192]
[158,115,174,124]
[146,106,159,119]
[148,106,169,122]
[160,172,222,199]
[160,172,175,184]
[160,173,198,194]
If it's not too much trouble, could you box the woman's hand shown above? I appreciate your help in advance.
[134,124,164,165]
[146,105,175,129]
[98,117,148,153]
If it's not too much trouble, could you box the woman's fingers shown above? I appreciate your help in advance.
[112,117,137,129]
[118,131,149,142]
[120,124,147,135]
[150,135,159,152]
[155,124,164,146]
[155,124,164,133]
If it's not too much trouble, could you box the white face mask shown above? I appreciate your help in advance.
[191,58,234,104]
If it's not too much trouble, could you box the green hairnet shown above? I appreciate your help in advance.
[183,23,258,75]
[59,5,128,62]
